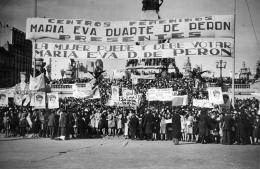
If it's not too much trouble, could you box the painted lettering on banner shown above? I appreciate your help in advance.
[26,15,234,42]
[34,39,233,59]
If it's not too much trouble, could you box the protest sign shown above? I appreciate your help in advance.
[111,86,119,102]
[193,99,214,108]
[34,92,46,109]
[122,88,135,98]
[172,95,188,106]
[146,88,174,101]
[47,93,59,109]
[208,87,224,104]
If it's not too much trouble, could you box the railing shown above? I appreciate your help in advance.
[234,84,251,89]
[50,83,89,93]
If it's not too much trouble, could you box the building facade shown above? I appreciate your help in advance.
[0,24,32,88]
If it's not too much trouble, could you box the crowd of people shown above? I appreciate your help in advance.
[0,75,260,145]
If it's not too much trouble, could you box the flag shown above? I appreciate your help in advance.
[29,73,45,91]
[87,87,100,100]
[47,93,59,109]
[72,80,100,99]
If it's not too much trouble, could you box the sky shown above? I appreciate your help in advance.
[0,0,260,77]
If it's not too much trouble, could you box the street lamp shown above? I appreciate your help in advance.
[216,60,227,79]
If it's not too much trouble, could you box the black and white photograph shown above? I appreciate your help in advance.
[0,0,260,169]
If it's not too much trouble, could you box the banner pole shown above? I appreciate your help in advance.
[34,0,37,17]
[232,0,237,107]
[33,0,37,78]
[33,40,36,77]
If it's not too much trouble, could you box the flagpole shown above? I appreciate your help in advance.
[232,0,237,107]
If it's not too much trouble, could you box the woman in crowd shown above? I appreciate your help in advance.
[171,109,181,145]
[72,113,79,138]
[19,113,28,137]
[90,112,96,135]
[235,110,248,145]
[100,111,107,136]
[160,114,166,140]
[152,111,160,140]
[3,112,10,137]
[31,111,40,138]
[107,111,114,136]
[180,114,186,141]
[186,114,194,142]
[58,109,66,140]
[143,110,154,140]
[48,110,55,139]
[94,110,101,135]
[116,111,123,136]
[193,114,200,143]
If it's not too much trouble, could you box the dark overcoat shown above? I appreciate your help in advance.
[171,113,181,139]
[143,113,154,135]
[199,113,210,137]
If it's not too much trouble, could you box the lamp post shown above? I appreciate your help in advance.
[216,60,227,79]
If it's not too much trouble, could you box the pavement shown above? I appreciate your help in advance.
[0,137,259,169]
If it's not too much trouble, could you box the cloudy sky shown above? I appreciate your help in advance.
[0,0,260,77]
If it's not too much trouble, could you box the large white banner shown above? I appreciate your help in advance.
[208,87,224,104]
[33,39,233,59]
[146,88,178,101]
[47,93,59,109]
[26,15,234,42]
